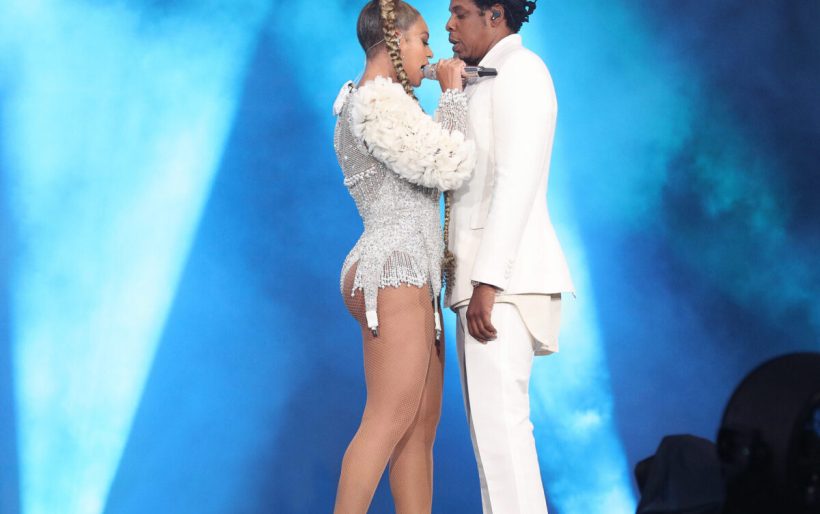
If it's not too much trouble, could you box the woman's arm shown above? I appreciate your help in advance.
[349,77,475,191]
[435,89,468,136]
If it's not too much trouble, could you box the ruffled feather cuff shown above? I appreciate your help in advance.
[349,77,475,191]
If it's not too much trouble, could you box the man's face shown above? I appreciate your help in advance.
[446,0,495,65]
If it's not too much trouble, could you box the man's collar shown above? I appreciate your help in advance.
[479,34,522,67]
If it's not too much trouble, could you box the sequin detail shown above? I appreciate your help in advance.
[334,80,471,334]
[436,89,468,133]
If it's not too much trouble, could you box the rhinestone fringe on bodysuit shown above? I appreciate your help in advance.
[333,78,472,338]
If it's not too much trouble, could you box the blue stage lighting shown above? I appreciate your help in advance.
[2,1,269,512]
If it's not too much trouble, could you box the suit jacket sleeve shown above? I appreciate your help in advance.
[470,52,557,290]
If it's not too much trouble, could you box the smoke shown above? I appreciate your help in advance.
[640,1,820,333]
[1,0,270,512]
[529,0,820,505]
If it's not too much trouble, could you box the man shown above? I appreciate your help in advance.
[444,1,575,512]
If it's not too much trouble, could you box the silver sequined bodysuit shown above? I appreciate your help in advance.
[333,78,473,337]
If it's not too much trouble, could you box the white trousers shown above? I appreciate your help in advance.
[456,304,549,514]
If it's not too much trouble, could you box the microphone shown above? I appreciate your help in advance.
[421,64,498,81]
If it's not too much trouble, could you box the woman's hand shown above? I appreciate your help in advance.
[434,58,467,92]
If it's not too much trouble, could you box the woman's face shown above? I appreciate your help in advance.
[399,17,434,87]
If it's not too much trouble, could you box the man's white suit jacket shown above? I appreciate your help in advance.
[446,34,574,308]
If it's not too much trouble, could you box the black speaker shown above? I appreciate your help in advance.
[718,353,820,514]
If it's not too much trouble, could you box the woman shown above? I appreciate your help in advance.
[332,0,475,512]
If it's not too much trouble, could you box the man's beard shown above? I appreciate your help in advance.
[457,52,479,66]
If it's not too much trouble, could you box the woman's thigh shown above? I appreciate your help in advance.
[359,283,436,426]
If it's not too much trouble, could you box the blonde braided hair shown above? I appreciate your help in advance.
[378,0,417,101]
[374,0,456,288]
[442,192,456,289]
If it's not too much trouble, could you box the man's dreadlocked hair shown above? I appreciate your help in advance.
[473,0,537,33]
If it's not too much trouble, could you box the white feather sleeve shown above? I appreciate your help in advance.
[349,77,475,191]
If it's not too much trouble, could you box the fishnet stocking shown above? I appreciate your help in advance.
[335,262,444,514]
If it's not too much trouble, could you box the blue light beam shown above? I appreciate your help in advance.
[1,1,269,512]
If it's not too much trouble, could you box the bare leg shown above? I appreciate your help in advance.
[388,305,443,514]
[334,264,436,514]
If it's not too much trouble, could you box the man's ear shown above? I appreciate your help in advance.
[490,4,504,25]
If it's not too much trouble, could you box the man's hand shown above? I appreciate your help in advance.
[466,283,498,342]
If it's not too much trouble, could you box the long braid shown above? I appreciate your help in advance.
[378,0,454,288]
[378,0,417,100]
[442,191,456,289]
